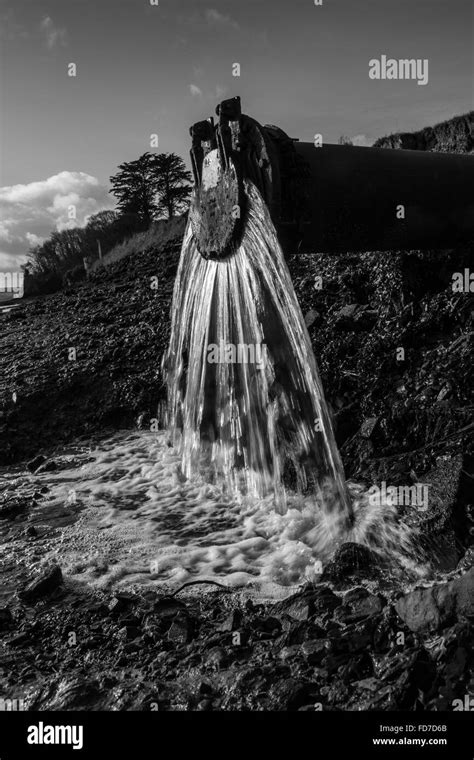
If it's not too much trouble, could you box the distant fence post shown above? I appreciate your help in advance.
[83,256,92,277]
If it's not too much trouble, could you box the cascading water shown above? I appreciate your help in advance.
[164,180,353,531]
[10,182,425,597]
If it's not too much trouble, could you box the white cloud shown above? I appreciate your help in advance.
[178,8,239,31]
[40,16,68,49]
[189,83,203,97]
[0,171,113,271]
[0,9,29,41]
[205,9,240,30]
[26,232,44,247]
[350,134,374,147]
[189,83,227,101]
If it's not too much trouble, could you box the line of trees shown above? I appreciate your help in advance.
[28,152,192,280]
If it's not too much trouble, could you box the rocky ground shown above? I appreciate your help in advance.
[0,237,181,465]
[0,546,472,711]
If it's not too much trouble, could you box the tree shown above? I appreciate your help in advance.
[153,153,192,218]
[85,209,118,232]
[109,151,192,222]
[109,153,159,222]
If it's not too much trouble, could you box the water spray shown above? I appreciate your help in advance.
[166,96,474,533]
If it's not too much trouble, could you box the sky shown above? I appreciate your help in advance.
[0,0,472,271]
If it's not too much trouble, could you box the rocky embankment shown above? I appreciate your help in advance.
[1,546,473,711]
[0,238,181,465]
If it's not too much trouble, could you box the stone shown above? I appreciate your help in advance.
[0,497,28,519]
[219,608,242,632]
[334,304,376,332]
[273,585,341,622]
[360,417,379,439]
[204,646,230,670]
[336,304,360,321]
[269,679,322,711]
[8,632,30,647]
[272,593,312,621]
[0,607,13,630]
[278,645,302,661]
[304,309,319,328]
[336,587,384,623]
[323,543,382,581]
[153,597,188,618]
[36,459,58,473]
[302,639,329,665]
[27,455,46,473]
[395,584,455,634]
[254,616,281,634]
[452,568,474,619]
[107,598,127,616]
[167,614,194,645]
[395,569,474,633]
[19,564,63,603]
[308,585,342,613]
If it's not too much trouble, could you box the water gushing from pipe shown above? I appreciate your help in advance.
[164,181,353,531]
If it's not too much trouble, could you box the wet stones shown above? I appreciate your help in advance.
[8,631,31,647]
[35,459,58,473]
[360,417,380,439]
[1,577,473,711]
[453,568,474,618]
[27,455,46,473]
[19,564,63,603]
[273,679,322,711]
[167,613,195,645]
[272,584,341,621]
[308,585,342,614]
[304,309,320,328]
[0,496,29,519]
[301,639,329,665]
[322,542,383,582]
[153,596,188,619]
[253,615,282,638]
[272,593,312,621]
[395,569,474,633]
[395,584,455,634]
[335,587,385,624]
[218,608,243,632]
[107,591,140,618]
[0,607,13,631]
[334,304,377,332]
[204,646,231,670]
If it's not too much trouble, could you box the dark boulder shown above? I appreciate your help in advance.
[19,564,64,603]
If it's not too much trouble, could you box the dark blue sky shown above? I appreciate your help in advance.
[0,0,472,270]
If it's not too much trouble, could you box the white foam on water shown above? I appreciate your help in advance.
[20,430,425,599]
[2,182,428,601]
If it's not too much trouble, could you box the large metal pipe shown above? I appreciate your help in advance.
[292,142,474,253]
[189,96,474,259]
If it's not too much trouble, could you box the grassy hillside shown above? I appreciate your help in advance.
[90,215,186,273]
[374,111,474,153]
